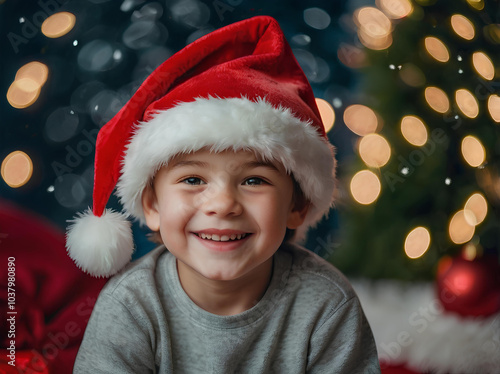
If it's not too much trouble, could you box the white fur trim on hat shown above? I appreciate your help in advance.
[66,208,134,277]
[117,96,335,237]
[353,280,500,374]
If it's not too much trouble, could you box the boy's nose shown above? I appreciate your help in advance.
[198,181,243,217]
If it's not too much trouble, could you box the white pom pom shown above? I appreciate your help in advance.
[66,208,134,277]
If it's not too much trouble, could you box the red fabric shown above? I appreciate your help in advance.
[381,364,423,374]
[0,200,107,373]
[93,15,324,218]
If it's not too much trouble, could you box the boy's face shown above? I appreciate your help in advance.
[142,149,307,282]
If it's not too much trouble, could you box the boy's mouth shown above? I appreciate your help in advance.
[194,233,251,242]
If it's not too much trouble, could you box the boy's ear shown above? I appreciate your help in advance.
[141,184,160,231]
[286,198,310,230]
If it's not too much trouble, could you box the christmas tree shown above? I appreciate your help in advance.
[332,0,500,372]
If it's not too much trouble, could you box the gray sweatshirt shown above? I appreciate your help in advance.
[74,243,380,373]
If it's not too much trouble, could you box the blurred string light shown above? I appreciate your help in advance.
[487,94,500,122]
[358,133,391,167]
[376,0,413,19]
[450,14,475,40]
[449,193,488,245]
[400,115,428,146]
[448,210,475,244]
[424,36,450,62]
[1,151,33,188]
[464,192,488,225]
[461,135,486,167]
[41,12,76,38]
[455,88,479,118]
[343,104,378,135]
[424,86,450,113]
[466,0,485,11]
[404,226,431,259]
[315,98,335,133]
[354,7,393,50]
[7,61,49,109]
[472,51,494,80]
[350,170,381,205]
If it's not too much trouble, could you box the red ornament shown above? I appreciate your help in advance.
[436,253,500,317]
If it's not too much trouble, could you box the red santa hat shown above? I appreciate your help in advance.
[66,16,336,277]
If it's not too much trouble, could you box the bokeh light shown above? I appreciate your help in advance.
[294,49,330,84]
[404,226,431,259]
[7,61,49,109]
[358,133,391,167]
[449,210,475,244]
[461,135,486,167]
[450,14,475,40]
[78,40,115,71]
[1,151,33,188]
[424,36,450,62]
[337,44,367,69]
[315,98,335,133]
[7,80,41,109]
[303,7,331,30]
[401,115,428,146]
[487,94,500,122]
[358,29,393,50]
[472,51,494,80]
[455,88,479,118]
[466,0,485,11]
[343,104,378,136]
[350,170,381,205]
[462,242,478,261]
[484,24,500,44]
[41,12,76,38]
[354,7,393,50]
[377,0,413,19]
[44,107,80,143]
[464,192,487,225]
[399,63,426,87]
[54,174,87,208]
[15,61,49,85]
[425,86,450,113]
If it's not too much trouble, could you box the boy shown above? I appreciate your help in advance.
[67,16,380,373]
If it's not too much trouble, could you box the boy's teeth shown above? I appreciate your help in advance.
[198,233,248,241]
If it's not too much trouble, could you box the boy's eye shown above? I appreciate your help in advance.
[243,177,266,186]
[182,177,205,185]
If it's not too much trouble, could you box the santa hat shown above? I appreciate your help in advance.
[66,16,336,277]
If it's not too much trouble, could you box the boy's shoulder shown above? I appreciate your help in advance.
[280,242,357,305]
[99,245,171,296]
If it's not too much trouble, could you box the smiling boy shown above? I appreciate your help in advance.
[67,16,380,373]
[142,149,307,316]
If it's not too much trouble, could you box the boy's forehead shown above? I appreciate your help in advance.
[166,148,285,172]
